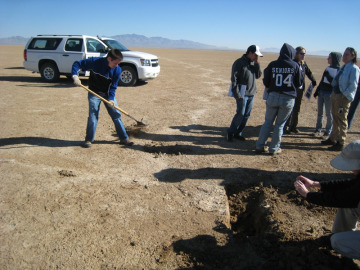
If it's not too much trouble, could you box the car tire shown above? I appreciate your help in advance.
[119,66,137,86]
[40,62,60,82]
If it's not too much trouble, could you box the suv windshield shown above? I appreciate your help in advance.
[101,39,129,51]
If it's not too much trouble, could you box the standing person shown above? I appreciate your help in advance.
[313,52,342,138]
[294,140,360,260]
[284,46,317,134]
[347,81,360,130]
[226,45,263,141]
[322,47,360,151]
[72,49,133,148]
[255,43,302,155]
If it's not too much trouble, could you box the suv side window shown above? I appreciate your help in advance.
[86,38,106,53]
[28,38,62,50]
[65,38,83,52]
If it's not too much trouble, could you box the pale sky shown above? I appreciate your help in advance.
[0,0,359,54]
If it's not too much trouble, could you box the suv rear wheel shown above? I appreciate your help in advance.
[40,62,60,82]
[119,66,137,86]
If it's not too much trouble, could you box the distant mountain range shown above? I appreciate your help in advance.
[109,34,226,50]
[0,36,29,45]
[0,34,330,56]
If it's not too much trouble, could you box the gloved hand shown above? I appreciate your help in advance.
[107,100,115,108]
[312,80,317,87]
[72,75,81,86]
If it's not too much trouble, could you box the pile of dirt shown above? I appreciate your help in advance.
[166,183,359,270]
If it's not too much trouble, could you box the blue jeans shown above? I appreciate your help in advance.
[85,93,129,142]
[347,86,360,130]
[315,90,332,135]
[256,92,295,153]
[228,96,254,136]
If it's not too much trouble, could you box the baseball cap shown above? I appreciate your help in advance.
[247,45,263,57]
[330,140,360,171]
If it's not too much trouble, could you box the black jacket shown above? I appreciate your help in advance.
[263,43,303,98]
[314,52,342,96]
[231,54,262,98]
[306,174,360,208]
[298,61,317,91]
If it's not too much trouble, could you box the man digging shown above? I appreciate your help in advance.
[72,49,133,148]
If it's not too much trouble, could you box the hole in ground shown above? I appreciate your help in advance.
[167,183,359,269]
[143,143,192,156]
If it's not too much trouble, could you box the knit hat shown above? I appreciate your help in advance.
[330,140,360,171]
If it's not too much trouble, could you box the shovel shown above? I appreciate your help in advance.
[79,84,147,126]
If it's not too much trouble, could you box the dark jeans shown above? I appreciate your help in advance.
[285,88,303,131]
[347,86,360,130]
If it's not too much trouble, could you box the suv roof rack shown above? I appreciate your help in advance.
[37,35,82,37]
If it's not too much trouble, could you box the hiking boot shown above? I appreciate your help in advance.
[120,139,134,146]
[328,142,344,151]
[233,134,246,141]
[321,138,336,145]
[269,148,282,155]
[82,141,92,148]
[290,128,300,134]
[256,146,269,154]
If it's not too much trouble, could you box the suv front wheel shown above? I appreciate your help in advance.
[40,62,60,82]
[119,66,137,86]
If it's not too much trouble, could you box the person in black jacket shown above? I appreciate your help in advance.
[226,45,263,141]
[313,52,342,139]
[294,140,360,259]
[285,46,317,134]
[255,43,302,155]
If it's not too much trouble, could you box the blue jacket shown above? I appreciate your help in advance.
[72,57,121,101]
[263,43,303,98]
[332,62,360,101]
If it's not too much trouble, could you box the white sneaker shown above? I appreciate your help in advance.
[82,141,92,148]
[270,148,282,155]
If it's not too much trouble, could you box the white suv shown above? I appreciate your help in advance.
[23,35,160,86]
[99,37,160,86]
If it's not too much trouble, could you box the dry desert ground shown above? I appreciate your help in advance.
[1,45,359,269]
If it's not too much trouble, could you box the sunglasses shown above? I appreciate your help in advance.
[299,52,306,56]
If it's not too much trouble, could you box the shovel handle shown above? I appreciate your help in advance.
[79,84,130,116]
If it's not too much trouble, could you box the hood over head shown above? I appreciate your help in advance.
[279,43,296,61]
[330,52,342,68]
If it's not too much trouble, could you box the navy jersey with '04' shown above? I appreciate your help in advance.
[263,43,303,98]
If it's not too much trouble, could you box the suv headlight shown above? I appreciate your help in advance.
[140,59,151,66]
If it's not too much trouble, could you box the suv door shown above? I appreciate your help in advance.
[57,38,85,73]
[85,38,107,59]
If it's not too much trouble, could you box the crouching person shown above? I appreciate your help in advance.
[294,140,360,259]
